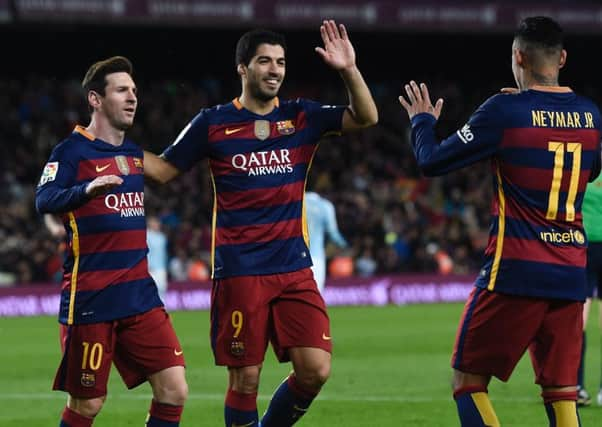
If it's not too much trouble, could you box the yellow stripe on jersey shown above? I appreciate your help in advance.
[209,163,218,280]
[471,392,500,427]
[67,212,80,325]
[302,145,320,247]
[488,164,506,291]
[551,401,579,427]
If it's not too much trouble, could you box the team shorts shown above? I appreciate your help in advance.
[210,268,332,367]
[451,287,582,386]
[53,307,185,398]
[586,242,602,298]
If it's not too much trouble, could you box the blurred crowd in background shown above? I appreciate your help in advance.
[2,69,599,285]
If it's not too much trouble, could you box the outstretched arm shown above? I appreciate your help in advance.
[315,20,378,131]
[144,150,180,184]
[399,80,501,176]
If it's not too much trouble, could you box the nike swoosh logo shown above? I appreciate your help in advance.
[322,333,332,341]
[95,164,111,172]
[231,422,255,427]
[225,127,244,135]
[174,349,183,356]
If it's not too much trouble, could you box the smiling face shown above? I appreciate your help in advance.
[96,71,137,130]
[240,43,286,102]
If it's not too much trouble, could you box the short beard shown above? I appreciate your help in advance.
[250,84,277,103]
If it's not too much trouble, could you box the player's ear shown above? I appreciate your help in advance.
[88,90,101,109]
[559,49,567,69]
[237,63,246,78]
[514,48,525,68]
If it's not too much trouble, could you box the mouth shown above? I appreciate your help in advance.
[264,78,280,89]
[124,107,136,115]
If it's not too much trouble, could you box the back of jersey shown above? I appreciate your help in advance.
[477,89,601,300]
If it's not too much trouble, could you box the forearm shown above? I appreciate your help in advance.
[143,150,180,184]
[340,65,378,127]
[35,183,89,214]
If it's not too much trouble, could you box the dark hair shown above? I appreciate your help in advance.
[235,29,286,66]
[514,16,563,51]
[82,56,133,96]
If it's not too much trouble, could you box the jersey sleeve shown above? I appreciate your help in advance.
[410,95,505,176]
[35,142,89,214]
[162,110,210,172]
[300,99,346,137]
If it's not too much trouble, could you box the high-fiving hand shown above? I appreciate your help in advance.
[315,20,355,71]
[398,81,444,121]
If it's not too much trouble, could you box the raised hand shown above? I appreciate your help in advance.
[398,81,444,121]
[85,174,123,198]
[315,20,355,71]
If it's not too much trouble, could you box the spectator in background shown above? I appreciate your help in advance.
[147,215,169,302]
[168,247,190,282]
[305,190,348,292]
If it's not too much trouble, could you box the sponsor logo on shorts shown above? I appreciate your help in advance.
[81,372,96,387]
[322,333,332,341]
[174,349,183,356]
[230,340,245,357]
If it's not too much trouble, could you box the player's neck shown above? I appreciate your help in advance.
[522,71,559,90]
[238,93,276,116]
[86,117,125,146]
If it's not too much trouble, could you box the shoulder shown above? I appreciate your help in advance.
[50,135,80,159]
[575,94,601,114]
[123,138,143,155]
[289,98,325,111]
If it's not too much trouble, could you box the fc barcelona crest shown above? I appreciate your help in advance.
[276,120,295,135]
[254,120,270,141]
[81,372,96,387]
[230,340,245,357]
[115,155,130,175]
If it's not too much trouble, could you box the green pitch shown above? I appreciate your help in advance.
[1,303,601,426]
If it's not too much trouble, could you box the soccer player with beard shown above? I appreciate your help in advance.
[399,16,601,426]
[36,56,188,427]
[144,20,378,427]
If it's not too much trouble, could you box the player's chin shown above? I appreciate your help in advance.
[116,119,134,131]
[258,87,280,101]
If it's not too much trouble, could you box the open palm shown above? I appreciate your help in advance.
[315,20,356,71]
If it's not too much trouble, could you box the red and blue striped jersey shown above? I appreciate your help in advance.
[411,88,602,301]
[163,97,346,279]
[36,126,162,324]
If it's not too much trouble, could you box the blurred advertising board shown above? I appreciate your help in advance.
[9,1,602,33]
[0,273,475,317]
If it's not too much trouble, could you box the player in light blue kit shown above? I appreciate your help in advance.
[305,191,348,292]
[147,215,169,302]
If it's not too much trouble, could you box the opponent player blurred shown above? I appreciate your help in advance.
[144,20,377,427]
[35,56,188,427]
[399,16,601,427]
[305,190,348,292]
